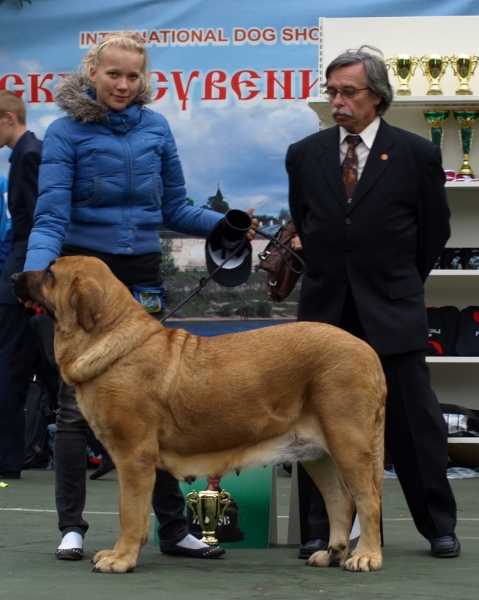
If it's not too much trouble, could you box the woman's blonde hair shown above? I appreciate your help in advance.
[82,31,151,96]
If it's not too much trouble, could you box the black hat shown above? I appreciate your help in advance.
[205,209,252,287]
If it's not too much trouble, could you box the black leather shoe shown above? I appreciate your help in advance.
[430,534,461,558]
[0,471,21,480]
[89,453,115,480]
[298,538,328,559]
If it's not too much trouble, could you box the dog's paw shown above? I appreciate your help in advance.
[92,550,136,573]
[91,549,116,562]
[344,553,382,572]
[307,550,342,568]
[307,543,348,568]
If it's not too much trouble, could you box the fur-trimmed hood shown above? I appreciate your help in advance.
[54,73,153,123]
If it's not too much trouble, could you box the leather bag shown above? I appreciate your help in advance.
[257,220,305,302]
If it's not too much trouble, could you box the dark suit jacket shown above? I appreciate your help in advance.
[286,119,450,356]
[0,131,42,304]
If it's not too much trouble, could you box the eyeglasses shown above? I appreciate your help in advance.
[323,87,370,100]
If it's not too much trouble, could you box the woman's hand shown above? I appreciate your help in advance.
[18,298,42,310]
[245,207,259,241]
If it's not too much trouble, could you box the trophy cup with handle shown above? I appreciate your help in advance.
[186,489,232,546]
[450,54,478,95]
[385,55,419,95]
[420,55,449,95]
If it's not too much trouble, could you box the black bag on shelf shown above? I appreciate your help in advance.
[441,403,479,469]
[455,306,479,356]
[426,306,460,356]
[441,403,479,437]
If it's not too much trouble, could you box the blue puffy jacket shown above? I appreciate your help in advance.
[25,74,222,270]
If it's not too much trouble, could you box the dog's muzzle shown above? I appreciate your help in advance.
[11,271,32,303]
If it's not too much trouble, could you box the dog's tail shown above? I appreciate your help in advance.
[372,370,387,496]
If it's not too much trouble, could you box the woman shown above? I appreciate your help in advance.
[24,31,256,561]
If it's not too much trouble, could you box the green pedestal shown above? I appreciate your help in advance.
[153,466,273,548]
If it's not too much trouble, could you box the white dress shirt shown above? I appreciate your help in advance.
[339,116,381,180]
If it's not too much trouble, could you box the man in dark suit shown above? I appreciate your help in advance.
[0,90,42,479]
[286,47,459,559]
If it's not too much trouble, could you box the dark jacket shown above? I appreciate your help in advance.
[286,119,450,355]
[0,131,42,304]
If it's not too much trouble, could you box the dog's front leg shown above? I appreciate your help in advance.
[92,452,156,573]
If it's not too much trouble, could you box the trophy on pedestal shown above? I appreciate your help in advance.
[385,55,419,95]
[186,489,232,546]
[423,110,450,147]
[420,55,449,95]
[453,110,479,177]
[450,54,478,95]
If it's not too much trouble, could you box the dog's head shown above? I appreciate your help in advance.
[12,256,111,332]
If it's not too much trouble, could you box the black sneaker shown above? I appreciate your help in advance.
[89,453,115,480]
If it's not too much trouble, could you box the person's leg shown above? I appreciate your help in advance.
[381,351,458,546]
[153,470,225,558]
[297,464,330,558]
[0,304,37,475]
[153,469,189,547]
[55,379,89,558]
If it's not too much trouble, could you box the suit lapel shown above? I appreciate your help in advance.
[351,119,396,210]
[316,126,347,208]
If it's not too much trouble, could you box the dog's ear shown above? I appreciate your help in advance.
[70,276,104,332]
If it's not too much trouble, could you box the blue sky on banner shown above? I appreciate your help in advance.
[1,0,478,215]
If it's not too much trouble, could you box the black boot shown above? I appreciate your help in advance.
[89,452,115,480]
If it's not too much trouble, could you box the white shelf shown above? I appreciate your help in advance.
[446,182,479,190]
[427,357,479,363]
[430,270,479,276]
[447,438,479,444]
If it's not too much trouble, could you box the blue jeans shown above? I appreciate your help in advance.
[55,379,189,547]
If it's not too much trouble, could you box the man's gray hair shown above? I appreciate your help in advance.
[325,45,393,116]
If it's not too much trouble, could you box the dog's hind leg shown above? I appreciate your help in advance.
[302,455,355,568]
[92,445,157,573]
[332,451,383,572]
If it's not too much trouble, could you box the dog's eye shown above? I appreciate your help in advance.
[45,268,55,279]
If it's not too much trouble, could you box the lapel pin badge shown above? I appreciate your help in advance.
[380,154,389,161]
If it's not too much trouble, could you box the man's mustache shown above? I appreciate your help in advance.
[332,107,354,117]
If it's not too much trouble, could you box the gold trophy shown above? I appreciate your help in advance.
[420,55,449,95]
[423,110,450,147]
[186,489,231,545]
[450,54,478,95]
[385,55,419,95]
[453,110,479,177]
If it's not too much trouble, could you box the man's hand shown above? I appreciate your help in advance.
[290,235,303,252]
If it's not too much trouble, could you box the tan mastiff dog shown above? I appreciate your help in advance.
[12,256,386,574]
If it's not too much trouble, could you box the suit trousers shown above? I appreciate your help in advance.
[299,291,457,542]
[0,303,38,473]
[55,379,189,546]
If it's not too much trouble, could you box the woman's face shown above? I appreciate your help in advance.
[89,45,144,111]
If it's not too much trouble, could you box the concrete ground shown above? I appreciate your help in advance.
[0,469,477,600]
